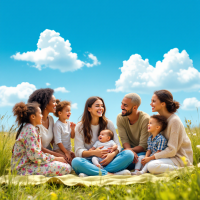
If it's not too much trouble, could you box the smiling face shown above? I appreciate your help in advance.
[45,95,57,113]
[121,97,134,116]
[98,130,110,143]
[88,99,104,118]
[150,94,165,113]
[59,105,71,120]
[148,118,161,134]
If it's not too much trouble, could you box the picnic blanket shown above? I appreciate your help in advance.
[0,164,199,186]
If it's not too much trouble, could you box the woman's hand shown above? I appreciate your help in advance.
[94,146,108,157]
[100,152,115,166]
[53,157,68,164]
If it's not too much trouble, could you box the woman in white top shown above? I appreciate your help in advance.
[72,96,134,176]
[28,88,66,159]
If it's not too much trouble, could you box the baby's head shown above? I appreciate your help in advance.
[98,129,114,143]
[54,100,71,120]
[148,115,168,135]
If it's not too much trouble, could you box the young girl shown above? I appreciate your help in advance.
[11,102,72,176]
[53,100,76,164]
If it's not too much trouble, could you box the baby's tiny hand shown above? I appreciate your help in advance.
[70,122,76,130]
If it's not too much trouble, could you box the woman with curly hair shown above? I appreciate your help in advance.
[72,96,134,177]
[147,90,193,174]
[28,88,65,158]
[11,102,71,176]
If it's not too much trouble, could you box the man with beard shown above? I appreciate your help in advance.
[117,93,150,170]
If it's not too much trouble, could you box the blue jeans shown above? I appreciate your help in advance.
[72,150,134,176]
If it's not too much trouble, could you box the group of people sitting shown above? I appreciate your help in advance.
[11,88,193,177]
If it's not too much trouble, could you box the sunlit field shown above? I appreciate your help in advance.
[0,115,200,200]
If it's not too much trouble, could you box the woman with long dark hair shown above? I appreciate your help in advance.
[72,96,134,176]
[147,90,193,174]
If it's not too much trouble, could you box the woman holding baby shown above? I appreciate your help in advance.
[72,96,134,176]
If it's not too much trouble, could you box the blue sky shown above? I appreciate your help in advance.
[0,0,200,128]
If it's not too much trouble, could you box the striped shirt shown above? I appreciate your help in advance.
[147,133,167,156]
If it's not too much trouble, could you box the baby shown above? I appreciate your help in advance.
[89,129,118,168]
[53,100,76,164]
[131,115,168,175]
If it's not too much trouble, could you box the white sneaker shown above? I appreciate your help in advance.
[131,171,137,175]
[136,171,144,175]
[114,169,131,175]
[79,173,88,177]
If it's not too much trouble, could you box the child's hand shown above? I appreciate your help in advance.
[70,122,76,130]
[65,151,72,164]
[141,157,152,165]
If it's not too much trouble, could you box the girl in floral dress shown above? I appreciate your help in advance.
[11,102,72,176]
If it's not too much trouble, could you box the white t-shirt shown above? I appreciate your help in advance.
[74,120,121,157]
[53,120,71,151]
[93,140,116,150]
[37,115,54,148]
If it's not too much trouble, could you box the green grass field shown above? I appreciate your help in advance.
[0,115,200,200]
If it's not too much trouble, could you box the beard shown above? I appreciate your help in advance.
[122,107,133,116]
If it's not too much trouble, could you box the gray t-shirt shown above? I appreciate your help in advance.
[53,120,71,151]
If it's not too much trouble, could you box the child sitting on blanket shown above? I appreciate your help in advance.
[53,100,76,165]
[89,129,118,168]
[131,115,168,175]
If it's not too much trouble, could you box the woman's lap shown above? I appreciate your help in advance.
[147,158,178,174]
[72,150,134,176]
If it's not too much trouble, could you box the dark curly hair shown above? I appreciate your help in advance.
[150,115,168,132]
[54,99,71,117]
[28,88,54,112]
[13,102,40,140]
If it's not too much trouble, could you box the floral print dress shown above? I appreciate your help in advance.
[11,123,71,176]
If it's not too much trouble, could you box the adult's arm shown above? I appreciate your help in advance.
[41,142,67,158]
[154,119,183,159]
[117,115,130,147]
[137,116,149,152]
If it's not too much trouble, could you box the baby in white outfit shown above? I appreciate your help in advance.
[89,129,118,168]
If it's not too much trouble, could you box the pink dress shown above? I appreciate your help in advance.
[11,123,71,176]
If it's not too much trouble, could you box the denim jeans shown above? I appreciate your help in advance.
[72,150,134,176]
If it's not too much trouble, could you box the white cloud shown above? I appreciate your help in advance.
[54,87,69,93]
[46,83,50,86]
[182,97,200,110]
[71,103,78,109]
[108,48,200,93]
[0,82,36,107]
[11,29,100,72]
[85,53,101,67]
